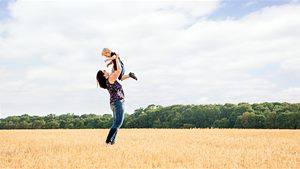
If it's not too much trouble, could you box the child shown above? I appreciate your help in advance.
[101,48,137,81]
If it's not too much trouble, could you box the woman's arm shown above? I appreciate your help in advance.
[108,54,121,84]
[104,55,117,62]
[111,63,115,73]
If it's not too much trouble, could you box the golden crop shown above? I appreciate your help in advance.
[0,129,299,169]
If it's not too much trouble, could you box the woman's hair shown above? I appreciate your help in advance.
[96,70,107,89]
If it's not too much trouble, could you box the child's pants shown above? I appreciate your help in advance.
[113,58,125,80]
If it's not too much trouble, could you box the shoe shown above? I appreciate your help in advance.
[105,139,115,146]
[129,72,138,81]
[106,128,117,144]
[110,131,118,145]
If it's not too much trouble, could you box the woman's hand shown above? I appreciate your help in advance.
[114,54,119,60]
[105,58,112,62]
[105,55,118,63]
[108,54,121,84]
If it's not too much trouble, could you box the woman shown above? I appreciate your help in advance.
[96,54,125,145]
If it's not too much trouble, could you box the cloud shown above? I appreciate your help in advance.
[0,0,299,117]
[245,1,257,7]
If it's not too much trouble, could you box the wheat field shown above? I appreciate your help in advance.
[0,129,299,169]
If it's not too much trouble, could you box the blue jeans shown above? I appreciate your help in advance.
[118,60,125,80]
[105,99,125,144]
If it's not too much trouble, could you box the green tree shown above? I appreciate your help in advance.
[182,123,195,128]
[45,120,60,129]
[32,119,45,129]
[16,121,32,129]
[253,115,266,128]
[213,118,229,128]
[265,112,276,128]
[293,112,300,129]
[276,112,294,129]
[229,103,253,128]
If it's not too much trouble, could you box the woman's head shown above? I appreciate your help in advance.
[96,70,109,89]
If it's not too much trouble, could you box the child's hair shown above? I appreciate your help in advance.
[96,70,108,89]
[102,48,111,56]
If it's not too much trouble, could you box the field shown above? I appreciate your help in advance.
[0,129,299,169]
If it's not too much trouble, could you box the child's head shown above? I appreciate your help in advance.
[102,48,111,57]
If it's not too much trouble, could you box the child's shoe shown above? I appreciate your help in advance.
[129,72,138,81]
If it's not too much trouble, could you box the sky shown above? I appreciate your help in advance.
[0,0,300,118]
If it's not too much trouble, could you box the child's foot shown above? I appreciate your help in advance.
[129,72,138,80]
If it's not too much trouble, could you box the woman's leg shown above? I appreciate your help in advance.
[110,130,118,144]
[110,100,124,144]
[105,128,117,144]
[105,100,124,144]
[105,104,117,144]
[114,100,124,128]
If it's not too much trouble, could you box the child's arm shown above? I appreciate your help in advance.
[106,61,113,67]
[104,55,117,62]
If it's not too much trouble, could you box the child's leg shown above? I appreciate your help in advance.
[118,60,125,81]
[128,72,138,80]
[121,75,130,81]
[121,73,138,81]
[117,60,137,81]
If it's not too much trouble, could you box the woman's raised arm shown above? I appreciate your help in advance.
[108,54,121,84]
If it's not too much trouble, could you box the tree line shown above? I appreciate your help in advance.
[0,102,299,129]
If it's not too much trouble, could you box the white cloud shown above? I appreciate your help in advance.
[279,87,300,102]
[245,1,257,7]
[0,0,299,117]
[281,57,300,72]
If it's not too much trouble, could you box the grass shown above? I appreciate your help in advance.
[0,129,299,169]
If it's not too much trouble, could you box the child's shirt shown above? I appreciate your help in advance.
[111,52,123,71]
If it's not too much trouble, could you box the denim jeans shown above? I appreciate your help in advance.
[105,99,125,144]
[118,60,125,80]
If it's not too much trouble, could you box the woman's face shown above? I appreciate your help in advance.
[102,70,109,79]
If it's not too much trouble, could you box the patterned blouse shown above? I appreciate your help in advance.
[106,80,125,103]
